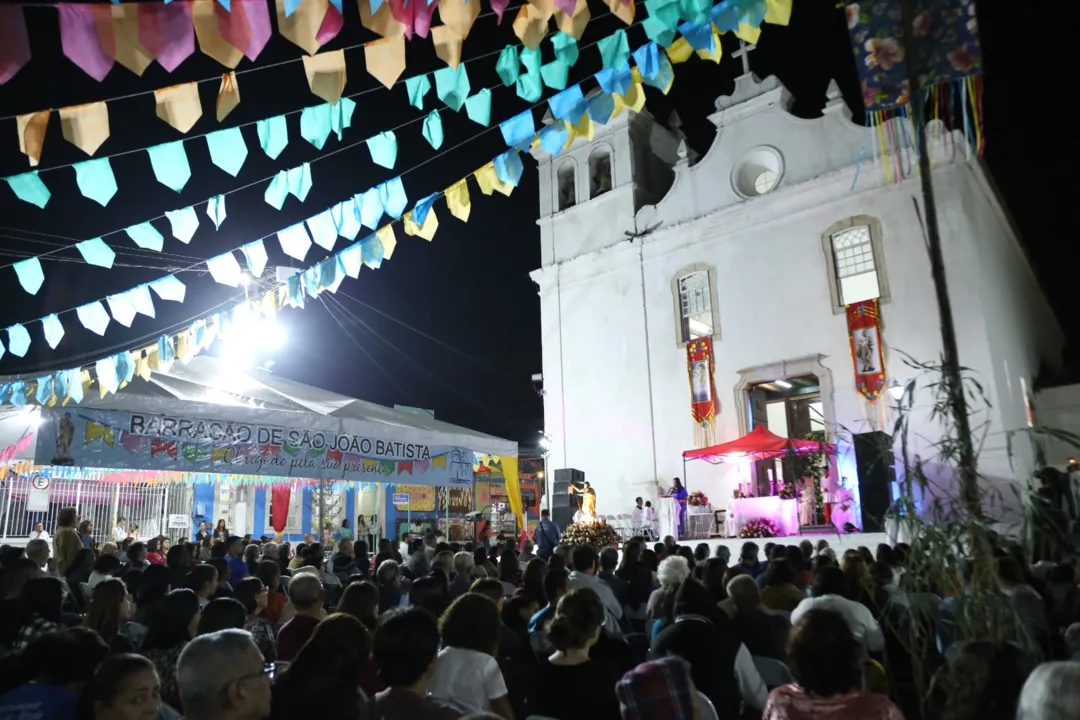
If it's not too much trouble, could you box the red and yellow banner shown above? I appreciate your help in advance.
[686,336,718,447]
[846,299,887,401]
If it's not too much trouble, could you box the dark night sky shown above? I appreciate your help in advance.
[1,0,1076,450]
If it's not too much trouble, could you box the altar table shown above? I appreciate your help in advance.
[725,497,799,537]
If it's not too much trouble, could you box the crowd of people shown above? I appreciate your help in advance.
[2,508,1080,720]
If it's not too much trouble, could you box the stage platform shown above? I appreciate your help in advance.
[683,532,891,557]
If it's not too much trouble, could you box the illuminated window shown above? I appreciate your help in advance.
[821,217,890,313]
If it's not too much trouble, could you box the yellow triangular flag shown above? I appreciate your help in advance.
[572,111,595,142]
[145,347,161,372]
[622,83,646,113]
[303,49,347,104]
[364,35,407,90]
[109,4,154,76]
[431,25,463,68]
[376,225,398,259]
[192,0,245,68]
[610,92,627,118]
[630,67,642,84]
[666,37,694,64]
[176,331,194,364]
[696,30,722,63]
[764,0,792,24]
[135,355,152,382]
[474,163,515,196]
[217,72,241,121]
[735,22,761,44]
[445,178,471,222]
[16,110,50,166]
[155,83,203,133]
[403,207,439,241]
[59,102,110,156]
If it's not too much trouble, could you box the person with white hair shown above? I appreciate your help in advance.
[1016,662,1080,720]
[646,555,691,619]
[177,629,271,720]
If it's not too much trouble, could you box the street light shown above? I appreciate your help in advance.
[888,379,905,403]
[538,433,552,512]
[539,433,552,452]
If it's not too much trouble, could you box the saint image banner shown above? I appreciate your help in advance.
[686,336,718,446]
[846,299,887,401]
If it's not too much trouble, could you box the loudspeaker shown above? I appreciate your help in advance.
[552,507,575,529]
[552,469,584,527]
[853,431,895,533]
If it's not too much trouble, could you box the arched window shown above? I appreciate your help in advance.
[557,163,576,211]
[820,216,890,313]
[589,149,612,198]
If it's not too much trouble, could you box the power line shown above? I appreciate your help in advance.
[316,294,413,402]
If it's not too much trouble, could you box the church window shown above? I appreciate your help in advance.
[679,271,713,342]
[732,146,784,199]
[589,150,612,198]
[754,169,779,194]
[557,163,576,211]
[831,225,879,305]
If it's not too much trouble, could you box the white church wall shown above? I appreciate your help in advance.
[1036,385,1080,466]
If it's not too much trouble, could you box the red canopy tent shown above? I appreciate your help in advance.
[682,425,836,463]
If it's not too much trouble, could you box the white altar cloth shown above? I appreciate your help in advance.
[725,497,799,537]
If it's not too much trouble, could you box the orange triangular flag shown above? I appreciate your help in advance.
[16,110,50,167]
[364,35,406,90]
[527,0,556,20]
[512,3,547,50]
[217,72,241,121]
[607,0,634,25]
[555,0,589,40]
[358,0,405,38]
[155,83,203,133]
[109,4,155,76]
[431,26,463,69]
[438,0,480,41]
[59,102,110,156]
[303,50,347,104]
[277,0,329,55]
[193,0,245,68]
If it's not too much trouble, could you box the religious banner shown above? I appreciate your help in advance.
[686,336,718,447]
[846,299,887,403]
[35,409,475,487]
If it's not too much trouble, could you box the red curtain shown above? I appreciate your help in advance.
[271,486,291,533]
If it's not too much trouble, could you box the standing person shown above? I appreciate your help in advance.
[176,630,273,720]
[78,521,96,549]
[533,509,560,560]
[195,522,211,543]
[662,478,689,539]
[113,517,129,544]
[631,497,645,525]
[799,478,816,526]
[52,507,82,576]
[339,519,353,541]
[567,482,597,521]
[224,537,249,587]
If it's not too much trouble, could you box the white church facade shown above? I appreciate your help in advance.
[529,69,1062,529]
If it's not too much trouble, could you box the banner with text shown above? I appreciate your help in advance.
[34,409,475,487]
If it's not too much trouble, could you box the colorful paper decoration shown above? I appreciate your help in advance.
[59,102,110,156]
[378,177,407,218]
[552,32,579,66]
[77,301,112,336]
[445,178,471,221]
[227,0,274,62]
[137,2,195,73]
[276,0,331,54]
[598,28,630,69]
[607,0,635,25]
[496,46,519,87]
[206,127,248,176]
[548,84,585,123]
[422,110,444,150]
[512,3,547,50]
[242,240,268,277]
[434,64,470,111]
[306,207,338,250]
[58,4,114,82]
[465,89,492,126]
[847,299,887,401]
[76,238,116,268]
[541,59,570,90]
[6,325,31,357]
[107,293,137,327]
[360,0,405,38]
[431,25,463,69]
[304,49,347,104]
[17,111,50,167]
[150,275,186,302]
[193,0,245,68]
[42,315,65,350]
[14,258,44,296]
[554,0,589,40]
[366,131,398,169]
[5,172,51,209]
[494,149,524,186]
[403,205,438,241]
[474,161,514,196]
[207,195,228,229]
[74,158,119,207]
[439,0,480,40]
[217,72,241,121]
[278,222,313,261]
[538,121,568,153]
[165,206,200,243]
[686,336,718,446]
[207,252,244,286]
[365,35,407,89]
[0,5,31,85]
[500,110,535,150]
[126,222,165,252]
[108,4,155,76]
[155,83,203,133]
[596,62,632,95]
[406,74,432,109]
[257,115,289,159]
[148,141,191,192]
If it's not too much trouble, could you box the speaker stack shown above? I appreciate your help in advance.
[852,431,895,533]
[551,468,584,528]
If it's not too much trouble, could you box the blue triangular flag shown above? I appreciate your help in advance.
[74,158,119,206]
[206,195,227,229]
[358,188,384,229]
[548,85,586,124]
[413,192,439,226]
[494,150,525,188]
[241,240,268,277]
[165,206,199,244]
[126,222,164,252]
[539,122,569,155]
[6,325,31,357]
[42,314,65,349]
[499,110,535,150]
[595,62,633,95]
[378,177,408,219]
[35,376,54,405]
[76,238,116,268]
[13,257,44,295]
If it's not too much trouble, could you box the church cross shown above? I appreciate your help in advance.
[732,40,756,75]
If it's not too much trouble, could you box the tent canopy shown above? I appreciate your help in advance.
[0,356,518,461]
[683,425,836,463]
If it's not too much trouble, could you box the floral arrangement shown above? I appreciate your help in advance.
[739,517,780,539]
[687,491,709,507]
[733,488,751,499]
[561,520,621,548]
[779,482,796,500]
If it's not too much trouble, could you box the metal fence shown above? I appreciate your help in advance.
[0,473,191,546]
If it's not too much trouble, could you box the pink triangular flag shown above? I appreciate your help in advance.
[0,5,30,85]
[58,4,115,81]
[389,0,437,39]
[237,0,272,61]
[490,0,511,23]
[553,0,576,14]
[316,4,344,47]
[138,2,194,73]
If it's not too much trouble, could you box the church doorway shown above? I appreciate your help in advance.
[746,375,825,498]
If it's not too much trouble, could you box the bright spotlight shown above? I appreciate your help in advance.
[259,319,286,350]
[888,379,905,402]
[538,433,552,451]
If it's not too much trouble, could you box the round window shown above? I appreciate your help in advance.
[731,146,784,199]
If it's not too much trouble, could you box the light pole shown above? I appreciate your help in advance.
[539,433,552,513]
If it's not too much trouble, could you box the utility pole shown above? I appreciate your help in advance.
[899,0,981,518]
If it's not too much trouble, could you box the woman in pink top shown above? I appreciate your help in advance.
[763,609,903,720]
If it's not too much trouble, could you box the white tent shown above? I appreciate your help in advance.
[0,356,518,463]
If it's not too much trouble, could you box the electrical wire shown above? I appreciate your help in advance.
[316,294,413,402]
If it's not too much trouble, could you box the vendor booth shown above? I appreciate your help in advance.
[0,357,521,546]
[682,426,836,539]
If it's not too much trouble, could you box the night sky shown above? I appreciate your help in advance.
[1,0,1076,451]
